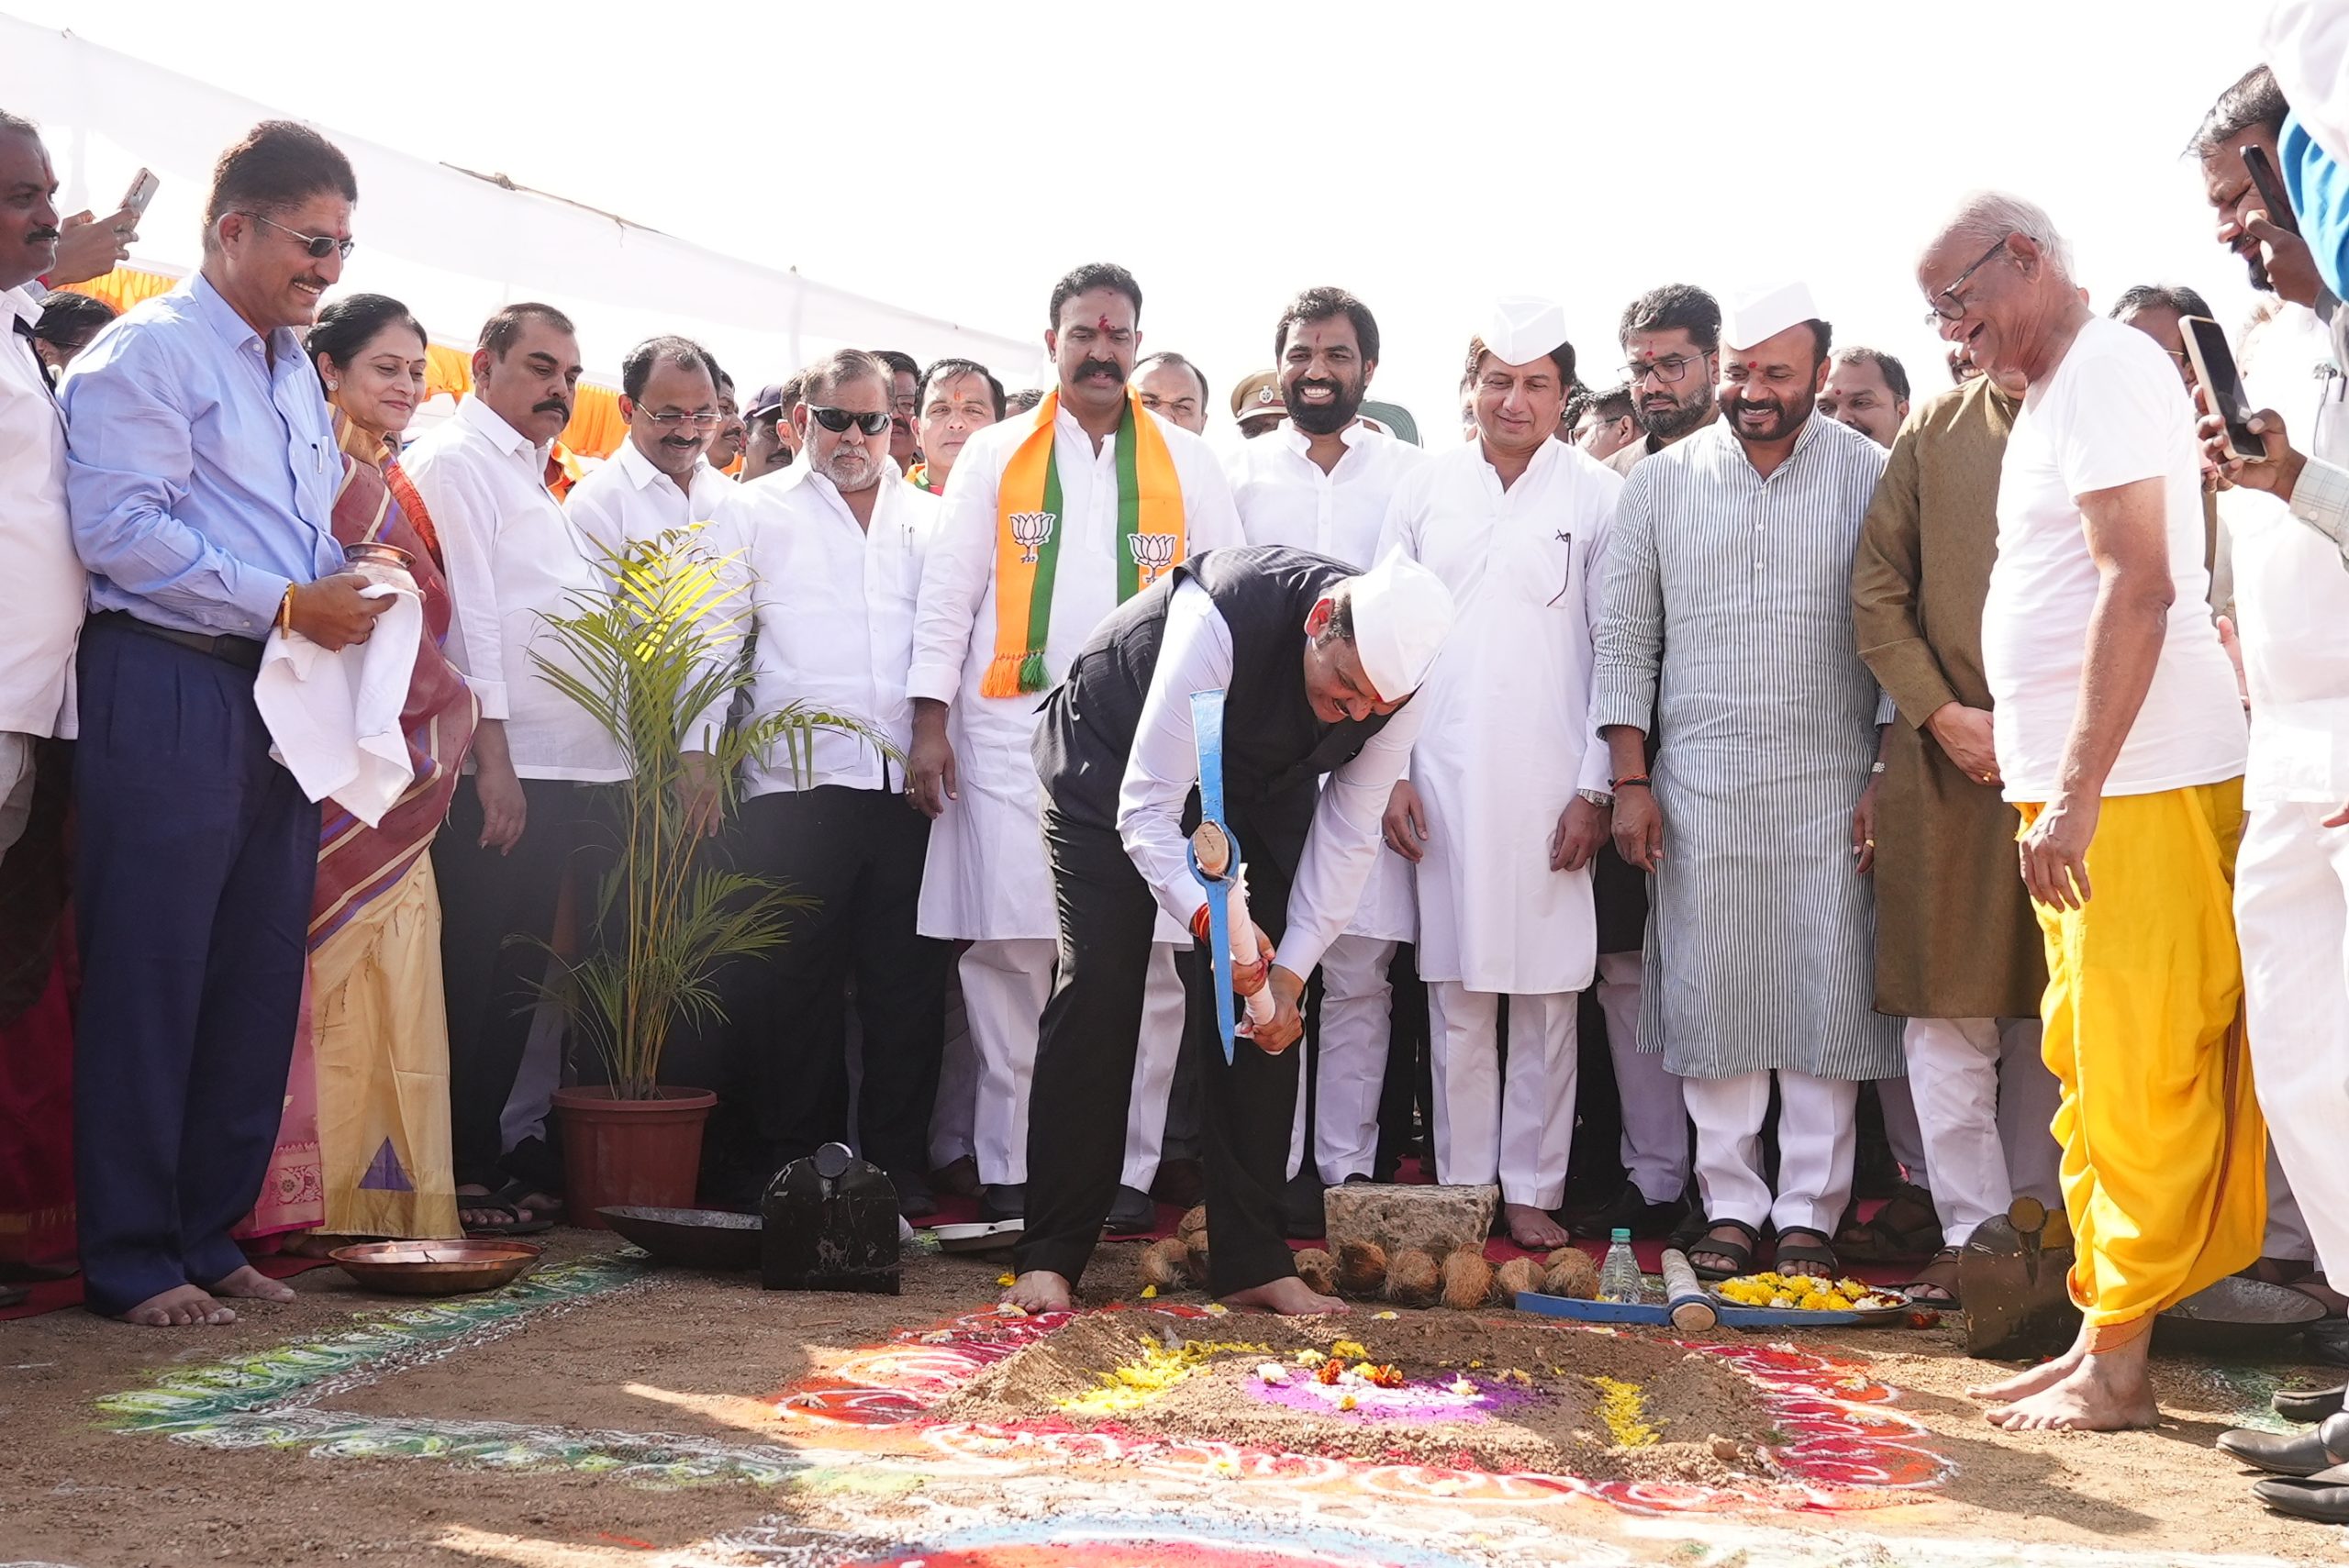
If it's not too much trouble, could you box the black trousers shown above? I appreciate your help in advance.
[1019,809,1299,1295]
[434,775,591,1192]
[729,786,946,1177]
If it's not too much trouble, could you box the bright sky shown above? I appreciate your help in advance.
[4,0,2279,438]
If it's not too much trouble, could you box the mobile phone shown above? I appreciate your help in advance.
[118,168,159,218]
[2180,316,2264,462]
[2242,144,2299,237]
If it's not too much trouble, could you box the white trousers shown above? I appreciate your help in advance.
[962,938,1056,1186]
[2238,801,2349,1279]
[1119,943,1188,1192]
[1428,983,1578,1209]
[1313,934,1397,1184]
[1900,1016,2061,1247]
[1597,950,1689,1204]
[1876,1075,1930,1189]
[2266,1147,2316,1262]
[961,936,1185,1189]
[1685,1070,1856,1236]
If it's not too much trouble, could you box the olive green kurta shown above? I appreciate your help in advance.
[1850,379,2047,1020]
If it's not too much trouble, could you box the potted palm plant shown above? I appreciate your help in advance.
[532,526,875,1226]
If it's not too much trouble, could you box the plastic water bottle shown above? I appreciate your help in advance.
[1598,1229,1644,1304]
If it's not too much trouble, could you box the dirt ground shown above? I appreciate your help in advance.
[4,1230,2345,1567]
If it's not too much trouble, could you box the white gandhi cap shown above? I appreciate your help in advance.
[1344,550,1457,703]
[1721,281,1821,352]
[1480,296,1571,368]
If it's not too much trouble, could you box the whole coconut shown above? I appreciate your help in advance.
[1384,1248,1441,1308]
[1542,1249,1600,1300]
[1440,1248,1495,1311]
[1294,1248,1339,1297]
[1491,1256,1542,1303]
[1176,1205,1209,1251]
[1336,1239,1389,1297]
[1139,1237,1190,1291]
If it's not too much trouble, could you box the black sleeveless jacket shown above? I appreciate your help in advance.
[1032,545,1390,885]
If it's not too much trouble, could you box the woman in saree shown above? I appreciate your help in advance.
[239,293,479,1243]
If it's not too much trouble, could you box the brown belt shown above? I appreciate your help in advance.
[91,609,265,672]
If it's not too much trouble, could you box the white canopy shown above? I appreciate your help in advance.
[1,14,1044,392]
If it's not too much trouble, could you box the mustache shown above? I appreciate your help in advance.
[1076,357,1123,382]
[25,226,59,244]
[533,398,572,417]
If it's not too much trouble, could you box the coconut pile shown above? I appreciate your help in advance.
[1137,1205,1598,1309]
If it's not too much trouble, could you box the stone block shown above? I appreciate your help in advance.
[1322,1182,1497,1262]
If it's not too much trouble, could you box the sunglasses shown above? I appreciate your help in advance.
[239,210,357,261]
[807,406,892,436]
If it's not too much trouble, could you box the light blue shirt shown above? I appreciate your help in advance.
[61,272,342,637]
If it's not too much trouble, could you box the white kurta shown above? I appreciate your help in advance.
[0,285,82,740]
[1226,417,1424,942]
[907,402,1243,942]
[1379,438,1619,994]
[564,439,734,561]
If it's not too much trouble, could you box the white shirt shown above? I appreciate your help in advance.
[564,437,733,562]
[907,399,1243,942]
[1379,437,1618,992]
[1223,418,1424,566]
[703,466,934,798]
[1224,416,1425,942]
[400,395,628,782]
[1114,578,1424,983]
[0,286,82,739]
[1982,317,2247,801]
[2231,299,2349,807]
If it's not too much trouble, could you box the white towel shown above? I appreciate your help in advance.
[255,583,424,828]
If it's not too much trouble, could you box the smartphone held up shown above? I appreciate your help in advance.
[2180,316,2265,464]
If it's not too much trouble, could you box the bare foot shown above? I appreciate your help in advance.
[1968,1328,2087,1404]
[1988,1340,2159,1431]
[207,1263,295,1304]
[1221,1276,1348,1316]
[115,1284,235,1327]
[1003,1270,1073,1313]
[1504,1202,1571,1251]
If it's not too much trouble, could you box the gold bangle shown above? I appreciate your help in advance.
[275,584,296,635]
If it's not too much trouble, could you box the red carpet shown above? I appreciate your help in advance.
[0,1252,331,1321]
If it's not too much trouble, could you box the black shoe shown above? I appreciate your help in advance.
[1105,1184,1157,1235]
[2253,1468,2349,1523]
[2278,1384,2349,1424]
[2308,1318,2349,1369]
[1280,1172,1328,1239]
[1571,1183,1689,1240]
[2219,1413,2349,1477]
[977,1183,1025,1223]
[890,1169,937,1220]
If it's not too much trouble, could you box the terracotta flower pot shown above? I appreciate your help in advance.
[551,1085,718,1229]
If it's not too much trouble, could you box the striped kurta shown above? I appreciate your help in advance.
[1591,413,1903,1081]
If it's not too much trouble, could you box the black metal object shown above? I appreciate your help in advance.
[597,1206,762,1271]
[761,1142,901,1295]
[1960,1198,2080,1361]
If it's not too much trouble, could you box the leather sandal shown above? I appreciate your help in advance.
[1773,1226,1841,1279]
[1902,1245,1963,1307]
[1687,1217,1762,1281]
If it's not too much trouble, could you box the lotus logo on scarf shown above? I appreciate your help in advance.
[1128,531,1176,584]
[1009,511,1056,563]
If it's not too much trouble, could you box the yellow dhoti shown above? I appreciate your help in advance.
[2017,780,2264,1340]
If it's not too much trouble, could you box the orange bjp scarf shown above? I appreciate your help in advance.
[983,386,1185,696]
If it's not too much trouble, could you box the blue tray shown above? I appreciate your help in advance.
[1512,1290,1903,1329]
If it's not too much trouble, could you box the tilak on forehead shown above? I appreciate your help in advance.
[1097,313,1116,330]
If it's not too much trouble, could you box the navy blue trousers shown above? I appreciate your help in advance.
[72,618,317,1316]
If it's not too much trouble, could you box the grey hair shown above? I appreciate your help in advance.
[1925,190,2075,279]
[0,109,39,138]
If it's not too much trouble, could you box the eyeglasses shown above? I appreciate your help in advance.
[807,406,892,436]
[1923,235,2012,326]
[1623,354,1705,384]
[239,211,356,261]
[640,408,721,428]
